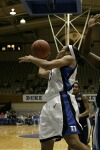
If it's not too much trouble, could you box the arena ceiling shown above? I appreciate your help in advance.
[0,0,100,37]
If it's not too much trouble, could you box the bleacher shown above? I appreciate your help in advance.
[0,61,99,95]
[0,61,47,95]
[77,62,100,94]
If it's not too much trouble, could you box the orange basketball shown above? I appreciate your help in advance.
[31,40,51,59]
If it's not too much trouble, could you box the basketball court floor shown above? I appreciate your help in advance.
[0,125,92,150]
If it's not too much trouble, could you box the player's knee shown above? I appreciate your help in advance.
[67,138,79,148]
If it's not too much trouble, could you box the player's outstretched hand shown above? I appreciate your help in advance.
[88,14,100,29]
[19,55,34,63]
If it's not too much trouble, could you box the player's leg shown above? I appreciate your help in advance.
[40,140,54,150]
[92,108,100,150]
[64,134,90,150]
[67,119,91,150]
[39,98,61,150]
[79,119,91,147]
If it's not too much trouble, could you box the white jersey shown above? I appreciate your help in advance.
[39,65,82,142]
[44,65,77,101]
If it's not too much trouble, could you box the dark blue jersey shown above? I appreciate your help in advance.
[75,93,88,121]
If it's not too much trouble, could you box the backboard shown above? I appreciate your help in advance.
[20,0,82,15]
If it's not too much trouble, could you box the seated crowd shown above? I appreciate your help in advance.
[0,110,40,126]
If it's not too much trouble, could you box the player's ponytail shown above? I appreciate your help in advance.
[73,46,85,66]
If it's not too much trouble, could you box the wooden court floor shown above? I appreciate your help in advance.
[0,125,92,150]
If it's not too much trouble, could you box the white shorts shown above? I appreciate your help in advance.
[39,92,81,142]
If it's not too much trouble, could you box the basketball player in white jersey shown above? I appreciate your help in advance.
[82,14,100,150]
[19,45,90,150]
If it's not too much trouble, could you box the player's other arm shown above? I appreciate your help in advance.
[82,14,100,70]
[38,67,50,79]
[78,95,89,119]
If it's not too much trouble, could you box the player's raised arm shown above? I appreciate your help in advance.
[82,14,100,70]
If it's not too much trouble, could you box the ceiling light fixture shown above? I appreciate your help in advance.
[20,18,26,24]
[10,8,16,15]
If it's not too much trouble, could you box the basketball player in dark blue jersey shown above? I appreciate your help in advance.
[19,45,90,150]
[82,14,100,150]
[73,83,90,145]
[68,82,90,150]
